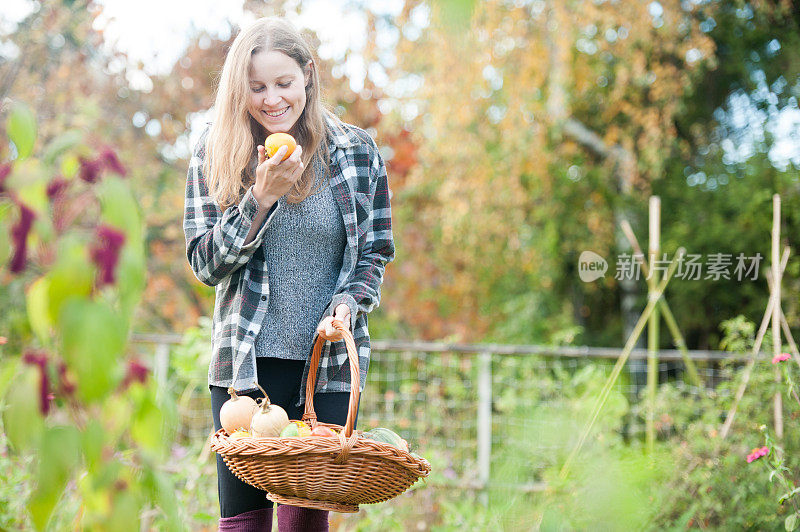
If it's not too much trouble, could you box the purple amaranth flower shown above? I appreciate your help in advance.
[78,157,103,183]
[121,359,149,389]
[9,202,36,273]
[772,353,791,364]
[746,446,770,463]
[0,163,11,194]
[99,148,127,176]
[22,351,52,416]
[46,177,70,201]
[89,225,126,286]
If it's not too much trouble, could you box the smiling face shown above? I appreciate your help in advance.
[247,50,310,136]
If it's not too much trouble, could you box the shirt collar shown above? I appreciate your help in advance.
[325,114,360,151]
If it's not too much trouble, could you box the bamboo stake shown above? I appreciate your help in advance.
[772,194,783,440]
[659,303,701,386]
[560,249,684,479]
[765,251,799,370]
[781,313,799,365]
[647,197,661,453]
[719,298,775,439]
[620,219,702,386]
[719,247,789,439]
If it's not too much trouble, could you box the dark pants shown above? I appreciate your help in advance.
[210,356,358,518]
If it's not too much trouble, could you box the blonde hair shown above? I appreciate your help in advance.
[204,17,341,209]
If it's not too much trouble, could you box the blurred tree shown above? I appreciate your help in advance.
[372,0,800,348]
[378,0,716,343]
[651,0,800,348]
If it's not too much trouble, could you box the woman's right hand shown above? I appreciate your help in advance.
[252,142,304,208]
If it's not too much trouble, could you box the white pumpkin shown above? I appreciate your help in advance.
[250,383,290,437]
[220,388,258,435]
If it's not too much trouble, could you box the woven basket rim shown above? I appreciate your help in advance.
[210,428,432,476]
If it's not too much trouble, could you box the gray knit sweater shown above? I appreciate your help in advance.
[254,158,347,359]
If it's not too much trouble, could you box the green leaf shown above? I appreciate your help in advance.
[7,102,37,160]
[97,177,146,319]
[0,358,20,399]
[60,153,79,179]
[786,513,798,531]
[105,489,141,532]
[141,465,182,531]
[42,130,83,165]
[26,276,52,344]
[101,395,133,444]
[59,299,126,402]
[77,462,118,520]
[1,364,45,452]
[117,244,146,324]
[130,386,165,455]
[98,177,143,247]
[81,418,104,473]
[0,205,11,266]
[28,425,81,531]
[46,238,94,325]
[14,173,49,215]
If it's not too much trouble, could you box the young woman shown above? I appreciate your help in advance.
[182,17,394,532]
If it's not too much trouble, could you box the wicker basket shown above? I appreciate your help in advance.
[210,320,431,512]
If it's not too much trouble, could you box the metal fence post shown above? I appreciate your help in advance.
[477,352,492,505]
[154,342,170,399]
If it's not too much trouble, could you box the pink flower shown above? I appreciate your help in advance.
[22,351,51,415]
[121,359,149,389]
[9,202,36,273]
[78,157,103,183]
[46,178,70,201]
[0,336,7,345]
[99,148,127,176]
[89,225,126,286]
[772,353,791,364]
[746,446,770,463]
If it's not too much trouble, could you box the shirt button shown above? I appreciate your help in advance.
[261,296,266,301]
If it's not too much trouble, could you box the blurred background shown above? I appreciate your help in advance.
[2,0,800,530]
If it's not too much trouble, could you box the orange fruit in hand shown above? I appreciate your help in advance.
[265,133,297,161]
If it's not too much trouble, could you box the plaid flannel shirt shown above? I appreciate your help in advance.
[183,115,394,405]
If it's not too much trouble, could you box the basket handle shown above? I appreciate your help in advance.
[303,318,360,437]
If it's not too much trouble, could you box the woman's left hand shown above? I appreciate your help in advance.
[316,303,351,341]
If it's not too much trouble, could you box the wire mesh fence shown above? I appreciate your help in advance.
[130,333,749,495]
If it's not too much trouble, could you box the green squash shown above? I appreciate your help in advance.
[363,427,404,448]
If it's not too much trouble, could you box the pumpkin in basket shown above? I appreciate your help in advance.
[219,388,258,434]
[250,383,290,438]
